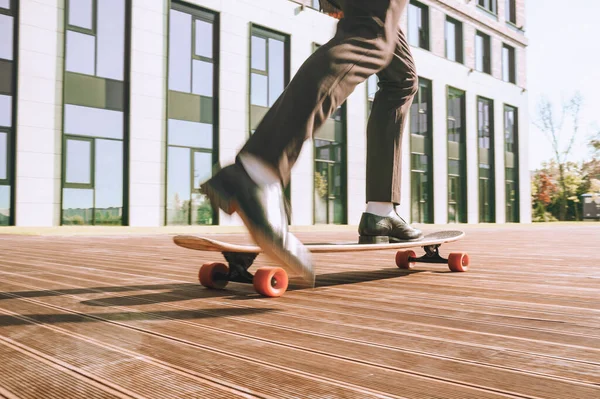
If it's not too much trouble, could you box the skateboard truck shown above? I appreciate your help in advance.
[411,244,447,264]
[221,252,257,284]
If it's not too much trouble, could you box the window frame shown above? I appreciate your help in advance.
[503,103,519,222]
[502,43,516,84]
[476,95,496,223]
[477,0,498,16]
[446,86,467,223]
[165,1,220,226]
[65,0,97,36]
[445,16,463,64]
[408,0,430,51]
[475,30,492,75]
[63,135,95,190]
[0,127,10,185]
[505,0,517,25]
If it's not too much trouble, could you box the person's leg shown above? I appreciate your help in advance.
[239,0,410,187]
[201,0,410,284]
[359,27,423,242]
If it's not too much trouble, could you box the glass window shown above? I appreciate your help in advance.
[0,14,13,61]
[192,60,213,96]
[193,151,212,190]
[445,18,462,63]
[64,105,123,139]
[506,0,517,24]
[68,0,93,30]
[194,19,212,58]
[169,10,192,92]
[65,139,92,184]
[0,131,6,180]
[478,0,497,14]
[475,31,491,74]
[0,94,11,127]
[167,146,191,225]
[251,36,266,71]
[167,119,212,148]
[66,31,96,75]
[0,0,10,10]
[502,44,516,83]
[62,188,94,225]
[268,38,284,106]
[251,73,268,107]
[408,1,429,50]
[96,0,125,81]
[94,139,123,224]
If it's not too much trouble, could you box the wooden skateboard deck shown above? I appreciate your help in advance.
[173,230,465,253]
[173,230,469,298]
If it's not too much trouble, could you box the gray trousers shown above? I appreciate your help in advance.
[240,0,418,205]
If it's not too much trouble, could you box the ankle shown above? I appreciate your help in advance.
[365,202,396,217]
[238,153,280,186]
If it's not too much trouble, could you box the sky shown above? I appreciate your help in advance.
[526,0,600,170]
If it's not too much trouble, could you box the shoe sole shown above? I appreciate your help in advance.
[201,181,316,288]
[359,235,424,244]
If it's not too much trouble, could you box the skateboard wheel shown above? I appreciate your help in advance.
[395,250,416,269]
[253,267,289,298]
[448,252,469,272]
[199,262,229,289]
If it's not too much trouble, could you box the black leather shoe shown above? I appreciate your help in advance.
[200,162,315,287]
[358,210,424,243]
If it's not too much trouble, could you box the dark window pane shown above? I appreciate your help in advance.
[193,151,212,189]
[64,105,123,139]
[192,59,213,96]
[0,94,10,127]
[66,31,96,75]
[167,146,191,225]
[66,139,92,184]
[68,0,93,30]
[62,188,94,225]
[0,131,6,179]
[251,36,266,71]
[0,15,13,61]
[168,119,213,148]
[251,73,268,106]
[0,185,9,225]
[169,10,192,92]
[194,19,212,58]
[97,0,125,80]
[268,38,284,106]
[94,139,123,224]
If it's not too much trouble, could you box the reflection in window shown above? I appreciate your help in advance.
[475,31,491,74]
[502,44,516,83]
[445,17,463,63]
[250,26,288,134]
[0,95,11,127]
[478,97,495,223]
[504,105,519,222]
[408,1,429,50]
[62,0,128,225]
[65,139,92,184]
[447,88,467,223]
[167,3,217,225]
[0,14,13,60]
[410,78,433,223]
[68,0,93,30]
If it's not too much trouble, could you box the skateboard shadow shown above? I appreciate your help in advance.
[293,267,426,290]
[0,307,275,328]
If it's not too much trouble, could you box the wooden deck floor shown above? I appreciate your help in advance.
[0,224,599,398]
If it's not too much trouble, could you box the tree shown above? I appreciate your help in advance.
[534,92,583,220]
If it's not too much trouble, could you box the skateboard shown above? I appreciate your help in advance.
[173,230,469,298]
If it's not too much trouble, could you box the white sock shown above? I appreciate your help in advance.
[366,201,396,217]
[238,153,280,186]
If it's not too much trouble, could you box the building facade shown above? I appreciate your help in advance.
[0,0,530,227]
